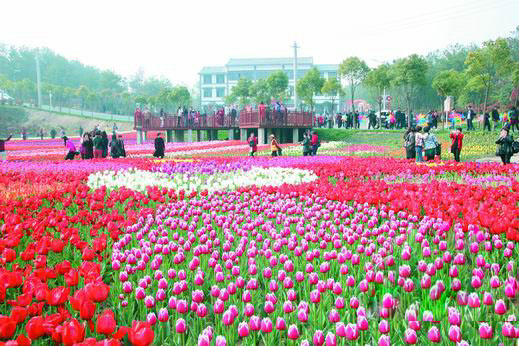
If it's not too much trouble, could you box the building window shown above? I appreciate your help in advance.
[216,88,225,98]
[203,88,212,98]
[203,74,212,84]
[228,72,240,81]
[216,74,225,84]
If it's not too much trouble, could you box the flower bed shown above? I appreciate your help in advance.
[0,154,518,345]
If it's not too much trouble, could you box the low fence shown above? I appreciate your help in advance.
[33,105,133,123]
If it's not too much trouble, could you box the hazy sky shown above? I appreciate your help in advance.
[1,0,518,88]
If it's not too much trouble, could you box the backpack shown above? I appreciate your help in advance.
[513,141,519,154]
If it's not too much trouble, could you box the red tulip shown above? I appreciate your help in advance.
[128,321,154,346]
[80,299,97,320]
[86,282,110,303]
[0,316,17,339]
[26,316,45,340]
[97,309,117,336]
[62,318,85,345]
[47,286,70,306]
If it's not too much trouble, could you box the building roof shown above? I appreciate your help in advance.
[314,64,339,71]
[226,57,313,66]
[199,66,227,74]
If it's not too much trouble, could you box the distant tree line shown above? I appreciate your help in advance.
[0,44,196,114]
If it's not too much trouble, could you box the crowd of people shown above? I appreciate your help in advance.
[67,124,126,160]
[246,130,320,157]
[135,105,239,128]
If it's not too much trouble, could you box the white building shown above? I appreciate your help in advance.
[199,57,340,112]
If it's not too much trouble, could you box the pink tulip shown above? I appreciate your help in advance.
[313,330,325,346]
[344,323,358,341]
[260,317,273,333]
[379,320,390,334]
[448,325,461,342]
[349,296,360,309]
[382,293,393,309]
[357,316,369,331]
[238,322,249,338]
[325,332,336,346]
[176,318,187,334]
[287,324,300,340]
[222,310,234,326]
[479,323,492,339]
[264,301,275,314]
[215,335,226,346]
[335,297,345,309]
[427,326,441,343]
[297,309,308,323]
[404,329,417,344]
[249,316,261,331]
[378,335,390,346]
[198,334,210,346]
[468,292,480,308]
[336,322,346,337]
[158,308,169,322]
[147,312,157,325]
[328,309,340,323]
[275,317,286,331]
[502,322,516,338]
[495,299,507,315]
[244,303,254,317]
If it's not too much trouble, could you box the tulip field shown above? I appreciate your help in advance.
[2,137,519,346]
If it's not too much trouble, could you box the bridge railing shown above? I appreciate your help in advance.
[239,110,313,128]
[135,114,238,130]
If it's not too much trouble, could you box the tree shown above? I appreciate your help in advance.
[432,69,464,111]
[391,54,428,126]
[339,57,370,112]
[229,78,252,107]
[364,64,392,127]
[76,85,90,110]
[250,79,270,105]
[321,77,343,114]
[511,62,519,106]
[296,68,325,111]
[266,71,289,102]
[170,86,191,109]
[464,38,511,114]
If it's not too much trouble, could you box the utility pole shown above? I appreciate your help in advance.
[292,41,299,110]
[35,56,42,108]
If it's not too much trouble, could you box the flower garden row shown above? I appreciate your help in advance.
[0,153,519,345]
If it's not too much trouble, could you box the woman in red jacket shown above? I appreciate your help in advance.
[248,133,258,157]
[450,127,464,162]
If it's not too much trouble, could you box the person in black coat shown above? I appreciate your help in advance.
[153,133,165,158]
[496,123,514,164]
[483,112,491,132]
[101,131,109,158]
[84,133,94,159]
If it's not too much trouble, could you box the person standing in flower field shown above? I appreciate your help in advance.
[63,136,77,160]
[302,132,311,156]
[404,127,416,160]
[311,131,320,156]
[93,132,104,159]
[248,133,258,157]
[270,134,282,157]
[153,132,165,158]
[465,105,476,131]
[414,126,425,163]
[0,134,12,161]
[450,127,464,162]
[423,127,439,161]
[496,123,514,165]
